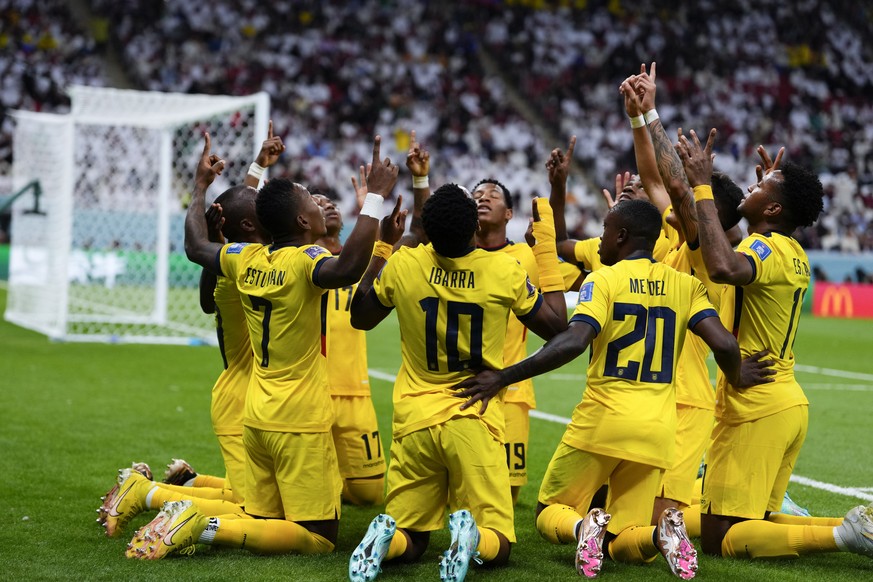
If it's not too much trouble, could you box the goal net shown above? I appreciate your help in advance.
[6,87,269,344]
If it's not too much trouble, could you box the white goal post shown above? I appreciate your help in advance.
[6,87,270,344]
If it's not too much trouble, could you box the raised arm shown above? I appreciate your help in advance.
[620,70,672,219]
[545,136,580,263]
[637,63,698,243]
[527,197,570,338]
[198,202,226,314]
[184,133,227,275]
[677,128,753,284]
[394,129,431,248]
[452,320,596,414]
[349,198,407,330]
[244,120,285,189]
[317,136,399,289]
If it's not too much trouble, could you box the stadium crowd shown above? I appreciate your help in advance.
[3,0,873,255]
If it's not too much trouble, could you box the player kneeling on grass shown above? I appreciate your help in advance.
[454,199,776,579]
[347,186,569,581]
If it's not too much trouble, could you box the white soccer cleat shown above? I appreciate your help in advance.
[835,505,873,558]
[349,514,396,582]
[657,508,698,579]
[575,507,611,578]
[439,509,481,582]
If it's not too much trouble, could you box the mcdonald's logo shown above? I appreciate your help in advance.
[820,285,853,317]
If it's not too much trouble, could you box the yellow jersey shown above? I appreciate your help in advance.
[565,256,717,468]
[326,281,371,396]
[219,242,333,433]
[374,244,542,441]
[484,241,539,409]
[211,275,253,435]
[715,232,810,423]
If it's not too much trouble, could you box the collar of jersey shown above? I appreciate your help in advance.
[623,251,656,262]
[269,241,302,252]
[477,239,511,251]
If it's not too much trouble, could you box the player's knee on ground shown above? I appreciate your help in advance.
[342,476,385,506]
[478,527,512,565]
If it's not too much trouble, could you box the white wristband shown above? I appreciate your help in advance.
[629,114,645,129]
[360,193,385,218]
[248,162,266,180]
[644,108,660,124]
[412,175,429,188]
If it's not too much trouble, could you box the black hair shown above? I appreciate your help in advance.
[610,198,662,247]
[213,185,258,243]
[473,178,513,210]
[711,171,744,231]
[423,184,478,257]
[255,177,304,237]
[777,161,824,228]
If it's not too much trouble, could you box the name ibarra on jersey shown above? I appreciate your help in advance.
[243,267,286,287]
[428,267,476,289]
[629,278,666,296]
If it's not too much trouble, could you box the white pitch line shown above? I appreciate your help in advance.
[795,364,873,383]
[370,369,871,502]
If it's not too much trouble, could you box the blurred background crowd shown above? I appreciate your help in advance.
[2,0,872,272]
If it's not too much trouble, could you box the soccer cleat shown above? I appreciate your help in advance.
[97,462,153,525]
[439,509,481,582]
[349,514,397,581]
[126,500,207,559]
[657,508,698,579]
[779,491,811,517]
[575,508,611,578]
[100,467,152,537]
[834,505,873,558]
[163,458,198,486]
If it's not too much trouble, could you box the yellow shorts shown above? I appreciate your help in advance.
[331,395,386,479]
[702,405,808,519]
[386,417,515,541]
[243,427,342,521]
[216,434,246,503]
[539,442,664,535]
[659,405,713,506]
[503,401,530,487]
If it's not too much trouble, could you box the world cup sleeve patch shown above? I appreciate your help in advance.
[305,245,329,260]
[226,243,247,254]
[525,276,537,298]
[750,240,771,261]
[578,281,594,303]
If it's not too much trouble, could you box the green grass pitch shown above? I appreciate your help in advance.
[2,286,872,581]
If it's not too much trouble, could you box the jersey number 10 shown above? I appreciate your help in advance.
[419,298,484,372]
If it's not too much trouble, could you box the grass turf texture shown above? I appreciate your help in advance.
[2,286,872,581]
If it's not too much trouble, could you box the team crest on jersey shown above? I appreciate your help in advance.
[226,243,248,254]
[578,281,594,303]
[305,245,329,260]
[525,276,536,298]
[750,240,771,261]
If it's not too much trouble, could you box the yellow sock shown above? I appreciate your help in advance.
[767,513,842,527]
[476,527,501,562]
[343,477,385,506]
[193,474,226,489]
[212,516,334,554]
[691,478,703,505]
[608,526,659,563]
[683,504,701,537]
[722,520,838,558]
[385,529,409,560]
[156,482,237,502]
[536,504,583,545]
[145,486,242,516]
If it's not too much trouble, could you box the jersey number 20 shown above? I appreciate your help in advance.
[603,302,676,383]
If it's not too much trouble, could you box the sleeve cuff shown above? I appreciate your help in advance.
[689,308,718,330]
[742,253,757,283]
[517,293,544,324]
[311,256,331,288]
[569,313,601,335]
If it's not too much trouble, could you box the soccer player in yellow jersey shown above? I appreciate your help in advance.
[678,128,873,563]
[456,199,775,579]
[347,185,568,582]
[313,192,386,506]
[121,134,401,561]
[472,177,559,504]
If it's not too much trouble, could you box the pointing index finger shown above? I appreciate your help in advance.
[372,135,382,166]
[268,120,273,139]
[566,135,576,159]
